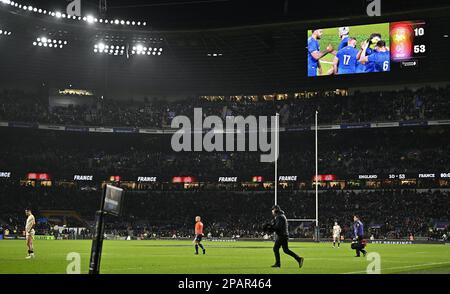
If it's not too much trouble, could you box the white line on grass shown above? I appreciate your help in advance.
[342,261,450,274]
[107,267,144,272]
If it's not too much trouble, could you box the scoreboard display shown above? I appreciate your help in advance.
[306,20,427,77]
[390,20,427,68]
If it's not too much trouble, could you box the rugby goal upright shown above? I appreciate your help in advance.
[273,111,320,241]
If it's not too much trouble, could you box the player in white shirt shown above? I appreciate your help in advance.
[25,208,36,259]
[332,222,342,248]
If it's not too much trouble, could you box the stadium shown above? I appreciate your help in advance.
[0,0,449,280]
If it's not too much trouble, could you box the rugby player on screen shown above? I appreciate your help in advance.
[333,37,360,75]
[327,27,350,75]
[357,33,382,73]
[359,40,391,72]
[307,29,334,77]
[337,27,350,51]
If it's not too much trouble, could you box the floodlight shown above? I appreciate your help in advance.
[86,15,94,24]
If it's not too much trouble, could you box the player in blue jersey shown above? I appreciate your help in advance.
[337,27,350,51]
[357,33,382,73]
[333,37,360,75]
[307,29,334,77]
[327,27,350,75]
[359,40,391,72]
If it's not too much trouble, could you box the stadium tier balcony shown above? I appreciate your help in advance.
[1,86,450,129]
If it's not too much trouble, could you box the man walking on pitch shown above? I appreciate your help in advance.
[270,205,304,268]
[25,208,35,259]
[352,215,367,257]
[193,216,206,255]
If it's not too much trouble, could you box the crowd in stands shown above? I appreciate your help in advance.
[1,126,449,179]
[1,86,450,128]
[1,85,450,242]
[0,185,448,241]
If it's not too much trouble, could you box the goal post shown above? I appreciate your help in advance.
[273,111,320,242]
[274,113,279,206]
[314,111,319,241]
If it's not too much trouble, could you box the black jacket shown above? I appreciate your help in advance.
[272,210,289,238]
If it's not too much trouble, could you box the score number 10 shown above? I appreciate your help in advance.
[414,26,426,54]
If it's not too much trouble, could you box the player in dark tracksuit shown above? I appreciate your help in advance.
[353,215,367,257]
[269,205,304,268]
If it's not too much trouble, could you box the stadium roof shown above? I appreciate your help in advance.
[1,1,450,97]
[14,0,450,30]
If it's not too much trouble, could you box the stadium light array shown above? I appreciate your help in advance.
[131,45,163,56]
[33,37,67,49]
[93,43,126,56]
[207,53,223,57]
[86,15,95,24]
[0,1,148,27]
[0,29,12,36]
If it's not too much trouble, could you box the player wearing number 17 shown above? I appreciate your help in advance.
[333,37,360,75]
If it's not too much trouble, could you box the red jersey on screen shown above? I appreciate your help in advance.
[195,221,204,235]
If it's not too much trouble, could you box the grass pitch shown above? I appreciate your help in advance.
[0,240,449,274]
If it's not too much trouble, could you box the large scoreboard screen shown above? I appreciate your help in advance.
[306,20,426,77]
[390,21,427,65]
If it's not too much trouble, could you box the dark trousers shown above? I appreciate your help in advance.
[273,236,301,265]
[354,236,367,256]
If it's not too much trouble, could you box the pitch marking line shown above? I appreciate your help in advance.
[342,261,450,274]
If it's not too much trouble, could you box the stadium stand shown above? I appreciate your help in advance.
[0,85,449,242]
[1,86,450,128]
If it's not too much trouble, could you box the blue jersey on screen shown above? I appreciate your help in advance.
[307,37,320,77]
[356,48,374,73]
[338,36,349,51]
[355,62,365,73]
[368,51,391,72]
[336,46,359,74]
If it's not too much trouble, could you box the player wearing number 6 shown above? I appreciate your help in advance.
[333,37,359,75]
[359,40,391,72]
